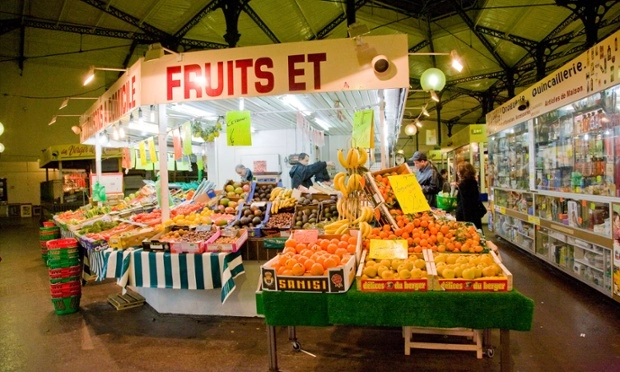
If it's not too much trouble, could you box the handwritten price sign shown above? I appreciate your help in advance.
[387,174,430,214]
[369,239,408,260]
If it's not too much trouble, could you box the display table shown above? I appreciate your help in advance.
[257,286,534,371]
[89,248,245,303]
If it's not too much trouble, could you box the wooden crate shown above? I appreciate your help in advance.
[107,291,145,310]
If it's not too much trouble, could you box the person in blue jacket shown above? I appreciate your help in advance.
[289,153,334,190]
[410,151,442,208]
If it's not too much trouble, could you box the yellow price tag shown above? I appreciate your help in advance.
[387,174,430,214]
[369,239,408,260]
[226,111,253,146]
[528,216,540,225]
[498,206,506,214]
[352,110,374,148]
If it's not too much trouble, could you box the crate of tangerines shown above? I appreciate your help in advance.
[259,230,361,293]
[365,210,490,255]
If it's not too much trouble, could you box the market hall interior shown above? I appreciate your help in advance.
[1,218,619,372]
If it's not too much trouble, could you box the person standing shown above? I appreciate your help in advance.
[440,168,450,193]
[289,153,334,190]
[235,164,253,182]
[455,161,483,229]
[410,151,442,208]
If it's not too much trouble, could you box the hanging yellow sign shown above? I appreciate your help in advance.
[182,122,193,155]
[139,141,147,166]
[369,239,408,260]
[226,111,252,146]
[148,137,158,163]
[387,174,430,214]
[352,110,374,148]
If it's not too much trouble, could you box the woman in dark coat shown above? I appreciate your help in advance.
[455,161,483,229]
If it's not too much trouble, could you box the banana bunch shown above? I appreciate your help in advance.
[337,147,368,170]
[271,197,296,214]
[333,172,363,195]
[350,206,375,225]
[358,221,372,239]
[269,187,291,201]
[324,219,350,235]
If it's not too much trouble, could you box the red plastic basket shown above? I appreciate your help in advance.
[50,280,81,297]
[46,238,78,250]
[43,221,56,227]
[49,265,81,279]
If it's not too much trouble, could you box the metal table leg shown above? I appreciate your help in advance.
[500,329,510,372]
[267,325,278,371]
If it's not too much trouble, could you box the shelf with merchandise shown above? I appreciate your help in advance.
[533,86,620,197]
[487,121,530,191]
[535,227,612,295]
[533,192,612,241]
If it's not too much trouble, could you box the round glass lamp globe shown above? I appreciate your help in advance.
[404,123,417,136]
[0,122,4,136]
[420,68,446,92]
[0,143,5,153]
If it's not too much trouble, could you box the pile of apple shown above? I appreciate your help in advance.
[433,253,504,279]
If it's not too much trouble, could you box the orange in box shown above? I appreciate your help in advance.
[259,230,361,293]
[355,249,435,292]
[429,250,513,292]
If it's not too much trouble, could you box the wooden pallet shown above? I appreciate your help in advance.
[107,291,145,310]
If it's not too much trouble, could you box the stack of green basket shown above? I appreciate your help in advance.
[46,238,81,315]
[39,224,60,264]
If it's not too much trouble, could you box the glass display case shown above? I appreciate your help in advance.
[487,121,530,191]
[534,194,611,237]
[494,213,534,251]
[533,87,620,196]
[536,227,612,296]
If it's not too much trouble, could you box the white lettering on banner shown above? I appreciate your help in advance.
[80,74,137,142]
[165,53,327,101]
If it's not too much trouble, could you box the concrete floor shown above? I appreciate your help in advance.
[1,217,620,372]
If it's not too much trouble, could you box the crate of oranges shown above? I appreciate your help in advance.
[259,230,361,293]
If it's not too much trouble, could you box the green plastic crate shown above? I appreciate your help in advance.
[51,295,81,315]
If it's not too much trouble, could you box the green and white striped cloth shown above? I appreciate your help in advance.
[89,248,245,303]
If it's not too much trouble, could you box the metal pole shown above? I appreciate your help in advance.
[267,325,278,371]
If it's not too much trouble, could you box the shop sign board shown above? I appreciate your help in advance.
[140,34,409,105]
[40,144,123,167]
[80,62,142,143]
[487,28,620,135]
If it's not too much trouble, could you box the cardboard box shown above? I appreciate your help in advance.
[109,227,157,249]
[141,231,172,252]
[206,228,248,253]
[355,249,434,292]
[430,251,513,292]
[259,230,361,293]
[291,204,321,230]
[229,201,270,237]
[364,163,413,207]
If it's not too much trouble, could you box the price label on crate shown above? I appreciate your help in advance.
[387,174,430,214]
[369,239,408,260]
[527,215,540,225]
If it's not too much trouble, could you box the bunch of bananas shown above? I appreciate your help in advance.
[358,221,372,239]
[324,219,350,235]
[269,187,291,201]
[269,187,296,213]
[337,147,368,170]
[349,206,375,225]
[271,197,296,214]
[333,172,363,195]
